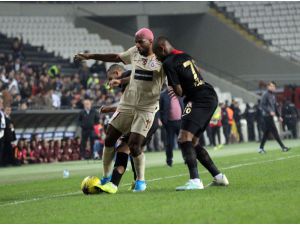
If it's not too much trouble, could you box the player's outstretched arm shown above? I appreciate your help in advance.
[109,76,130,88]
[74,53,122,63]
[100,105,117,114]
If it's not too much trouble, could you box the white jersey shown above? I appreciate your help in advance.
[118,46,166,112]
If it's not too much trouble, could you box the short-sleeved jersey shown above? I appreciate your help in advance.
[118,46,166,112]
[163,50,212,101]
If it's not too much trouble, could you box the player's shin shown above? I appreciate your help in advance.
[102,146,115,178]
[194,144,220,177]
[111,152,129,186]
[179,141,199,179]
[132,152,145,181]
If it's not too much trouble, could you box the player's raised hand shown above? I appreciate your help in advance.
[74,53,90,62]
[109,79,121,88]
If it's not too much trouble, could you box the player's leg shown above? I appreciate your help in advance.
[195,93,228,185]
[110,141,130,187]
[193,136,218,176]
[127,110,156,192]
[102,110,134,183]
[101,124,122,183]
[193,136,228,186]
[176,128,203,191]
[99,140,131,194]
[128,133,146,181]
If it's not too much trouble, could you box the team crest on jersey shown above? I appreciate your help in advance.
[141,58,147,65]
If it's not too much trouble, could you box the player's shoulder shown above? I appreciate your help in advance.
[127,46,139,55]
[166,52,191,64]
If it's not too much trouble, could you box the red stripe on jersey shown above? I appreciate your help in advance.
[171,49,184,55]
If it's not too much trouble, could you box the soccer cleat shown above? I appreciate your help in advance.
[133,180,147,192]
[98,182,118,194]
[128,181,135,191]
[282,147,291,152]
[175,180,204,191]
[207,174,229,187]
[100,175,112,185]
[258,148,266,154]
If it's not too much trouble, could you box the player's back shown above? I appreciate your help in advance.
[163,52,207,98]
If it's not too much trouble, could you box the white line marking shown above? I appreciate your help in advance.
[0,154,299,207]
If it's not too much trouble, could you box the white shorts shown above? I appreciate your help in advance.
[109,108,155,138]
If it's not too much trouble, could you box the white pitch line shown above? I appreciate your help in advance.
[0,154,299,207]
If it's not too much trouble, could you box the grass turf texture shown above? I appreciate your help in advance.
[0,140,300,223]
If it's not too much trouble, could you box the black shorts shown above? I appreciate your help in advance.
[181,85,218,136]
[119,114,159,147]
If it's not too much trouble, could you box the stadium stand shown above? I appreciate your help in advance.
[0,16,124,63]
[213,1,300,62]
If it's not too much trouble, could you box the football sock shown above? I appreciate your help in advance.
[111,152,129,186]
[179,141,199,179]
[132,153,145,181]
[102,146,115,177]
[130,156,137,181]
[194,144,220,177]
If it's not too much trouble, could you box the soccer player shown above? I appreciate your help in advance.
[74,28,165,192]
[98,64,160,192]
[153,36,229,191]
[258,81,290,153]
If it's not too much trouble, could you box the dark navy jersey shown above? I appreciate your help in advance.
[163,50,213,101]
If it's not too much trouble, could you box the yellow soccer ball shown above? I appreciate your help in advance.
[81,176,102,195]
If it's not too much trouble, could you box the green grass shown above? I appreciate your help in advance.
[0,140,300,223]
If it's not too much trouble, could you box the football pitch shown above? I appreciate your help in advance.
[0,140,300,224]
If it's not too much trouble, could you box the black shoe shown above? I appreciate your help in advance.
[166,160,173,167]
[282,147,291,152]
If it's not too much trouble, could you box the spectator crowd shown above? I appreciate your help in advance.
[0,36,122,111]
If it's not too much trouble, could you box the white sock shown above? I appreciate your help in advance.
[214,173,223,180]
[102,146,115,177]
[132,153,145,181]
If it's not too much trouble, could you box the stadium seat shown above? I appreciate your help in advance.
[214,1,300,62]
[0,16,124,62]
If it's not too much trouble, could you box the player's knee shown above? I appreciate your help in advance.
[116,143,130,154]
[128,142,142,157]
[178,136,187,144]
[192,139,198,147]
[178,132,193,143]
[104,135,115,147]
